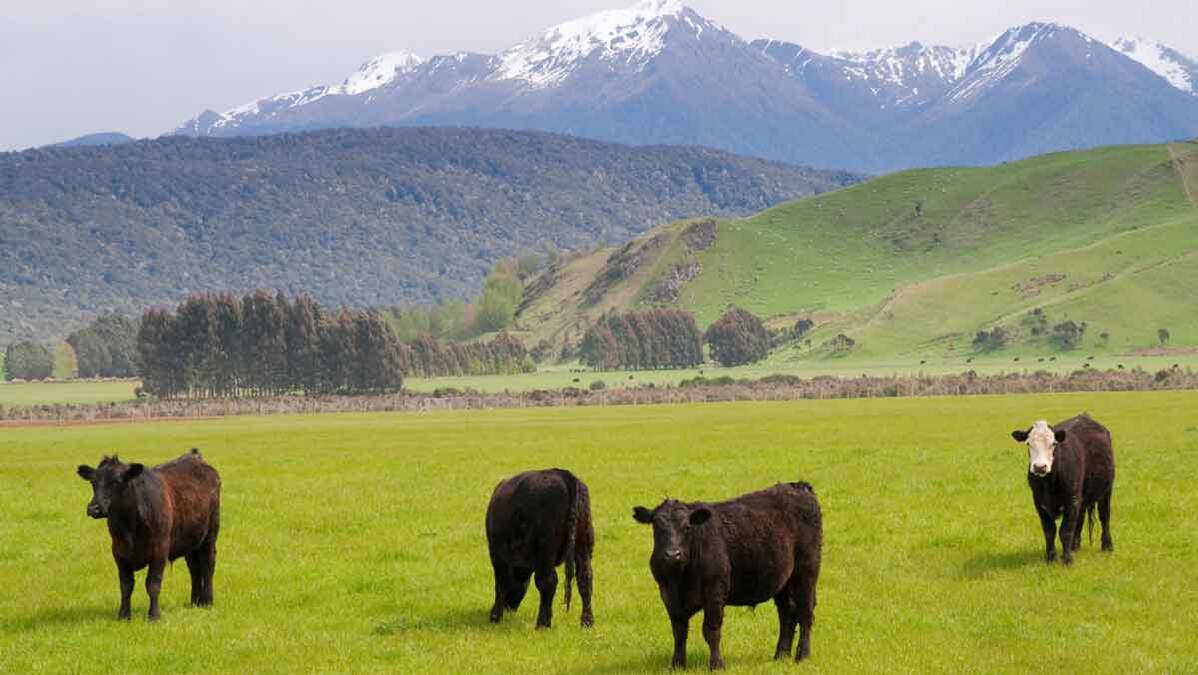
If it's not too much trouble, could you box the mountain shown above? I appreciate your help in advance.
[52,132,136,148]
[0,126,857,343]
[514,141,1198,361]
[174,1,1198,172]
[1110,36,1198,95]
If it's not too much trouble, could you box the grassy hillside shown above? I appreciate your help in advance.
[518,141,1198,363]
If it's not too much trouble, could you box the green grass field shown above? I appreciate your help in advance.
[0,380,138,407]
[2,392,1196,672]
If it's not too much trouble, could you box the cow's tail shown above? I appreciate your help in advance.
[558,469,580,613]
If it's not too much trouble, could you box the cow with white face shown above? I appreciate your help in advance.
[1012,420,1066,477]
[1011,414,1116,565]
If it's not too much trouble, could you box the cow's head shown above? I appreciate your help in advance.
[76,456,143,519]
[632,500,712,571]
[1011,421,1066,477]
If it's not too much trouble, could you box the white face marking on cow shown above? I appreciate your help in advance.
[1026,420,1056,477]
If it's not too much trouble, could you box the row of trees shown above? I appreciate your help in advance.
[704,307,771,366]
[137,291,531,399]
[66,314,140,378]
[580,309,705,370]
[579,307,776,370]
[3,342,54,381]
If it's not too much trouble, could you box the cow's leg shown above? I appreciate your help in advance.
[702,599,726,670]
[1099,492,1114,552]
[670,614,689,670]
[576,553,594,628]
[533,564,558,629]
[1072,506,1085,552]
[202,537,217,606]
[116,560,135,621]
[795,558,819,662]
[185,552,203,606]
[488,553,510,623]
[772,593,797,660]
[188,537,216,607]
[1037,507,1057,563]
[146,558,166,621]
[1059,499,1081,565]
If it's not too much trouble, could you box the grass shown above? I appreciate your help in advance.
[0,380,138,406]
[2,392,1197,672]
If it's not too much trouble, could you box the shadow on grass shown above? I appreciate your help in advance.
[2,605,114,633]
[960,549,1044,578]
[573,653,672,674]
[373,606,498,636]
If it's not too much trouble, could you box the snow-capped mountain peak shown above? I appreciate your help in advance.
[335,51,424,96]
[494,0,717,88]
[1110,36,1197,94]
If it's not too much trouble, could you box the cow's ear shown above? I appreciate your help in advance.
[123,464,145,482]
[633,506,654,524]
[1054,429,1067,444]
[688,508,712,527]
[77,465,95,482]
[1011,429,1030,442]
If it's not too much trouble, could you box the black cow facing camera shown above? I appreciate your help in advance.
[633,482,823,670]
[77,449,221,621]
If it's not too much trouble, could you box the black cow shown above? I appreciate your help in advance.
[633,482,822,670]
[76,449,221,620]
[1011,413,1115,565]
[486,468,594,629]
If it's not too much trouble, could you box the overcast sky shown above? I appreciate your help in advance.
[3,0,1195,150]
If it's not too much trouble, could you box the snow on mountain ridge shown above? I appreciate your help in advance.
[1110,36,1196,93]
[336,51,424,96]
[493,0,697,88]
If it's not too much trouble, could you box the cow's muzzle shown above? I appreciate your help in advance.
[1031,464,1049,477]
[87,504,106,519]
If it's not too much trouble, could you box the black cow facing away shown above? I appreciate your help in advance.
[633,482,822,670]
[76,449,221,620]
[486,468,594,629]
[1012,413,1115,565]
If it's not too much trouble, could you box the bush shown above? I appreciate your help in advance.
[3,342,54,381]
[704,307,770,367]
[588,379,607,391]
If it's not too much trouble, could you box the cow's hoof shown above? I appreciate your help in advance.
[117,613,131,621]
[1102,543,1114,552]
[581,615,594,629]
[1062,557,1074,566]
[708,657,726,670]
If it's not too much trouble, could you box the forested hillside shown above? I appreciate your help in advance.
[0,127,856,343]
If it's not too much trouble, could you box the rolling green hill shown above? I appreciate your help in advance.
[516,141,1198,364]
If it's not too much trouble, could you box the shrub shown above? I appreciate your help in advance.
[704,307,770,367]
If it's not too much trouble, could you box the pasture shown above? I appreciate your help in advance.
[1,392,1196,673]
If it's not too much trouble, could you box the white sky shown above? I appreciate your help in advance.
[2,0,1195,150]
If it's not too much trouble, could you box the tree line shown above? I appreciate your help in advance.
[579,309,706,370]
[137,291,532,399]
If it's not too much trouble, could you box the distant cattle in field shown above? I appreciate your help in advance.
[486,469,594,629]
[1011,414,1115,564]
[76,449,221,620]
[633,482,822,669]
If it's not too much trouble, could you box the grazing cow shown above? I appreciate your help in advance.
[76,449,221,620]
[633,482,822,670]
[1011,414,1115,565]
[486,468,594,629]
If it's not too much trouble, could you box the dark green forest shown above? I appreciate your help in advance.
[0,127,858,343]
